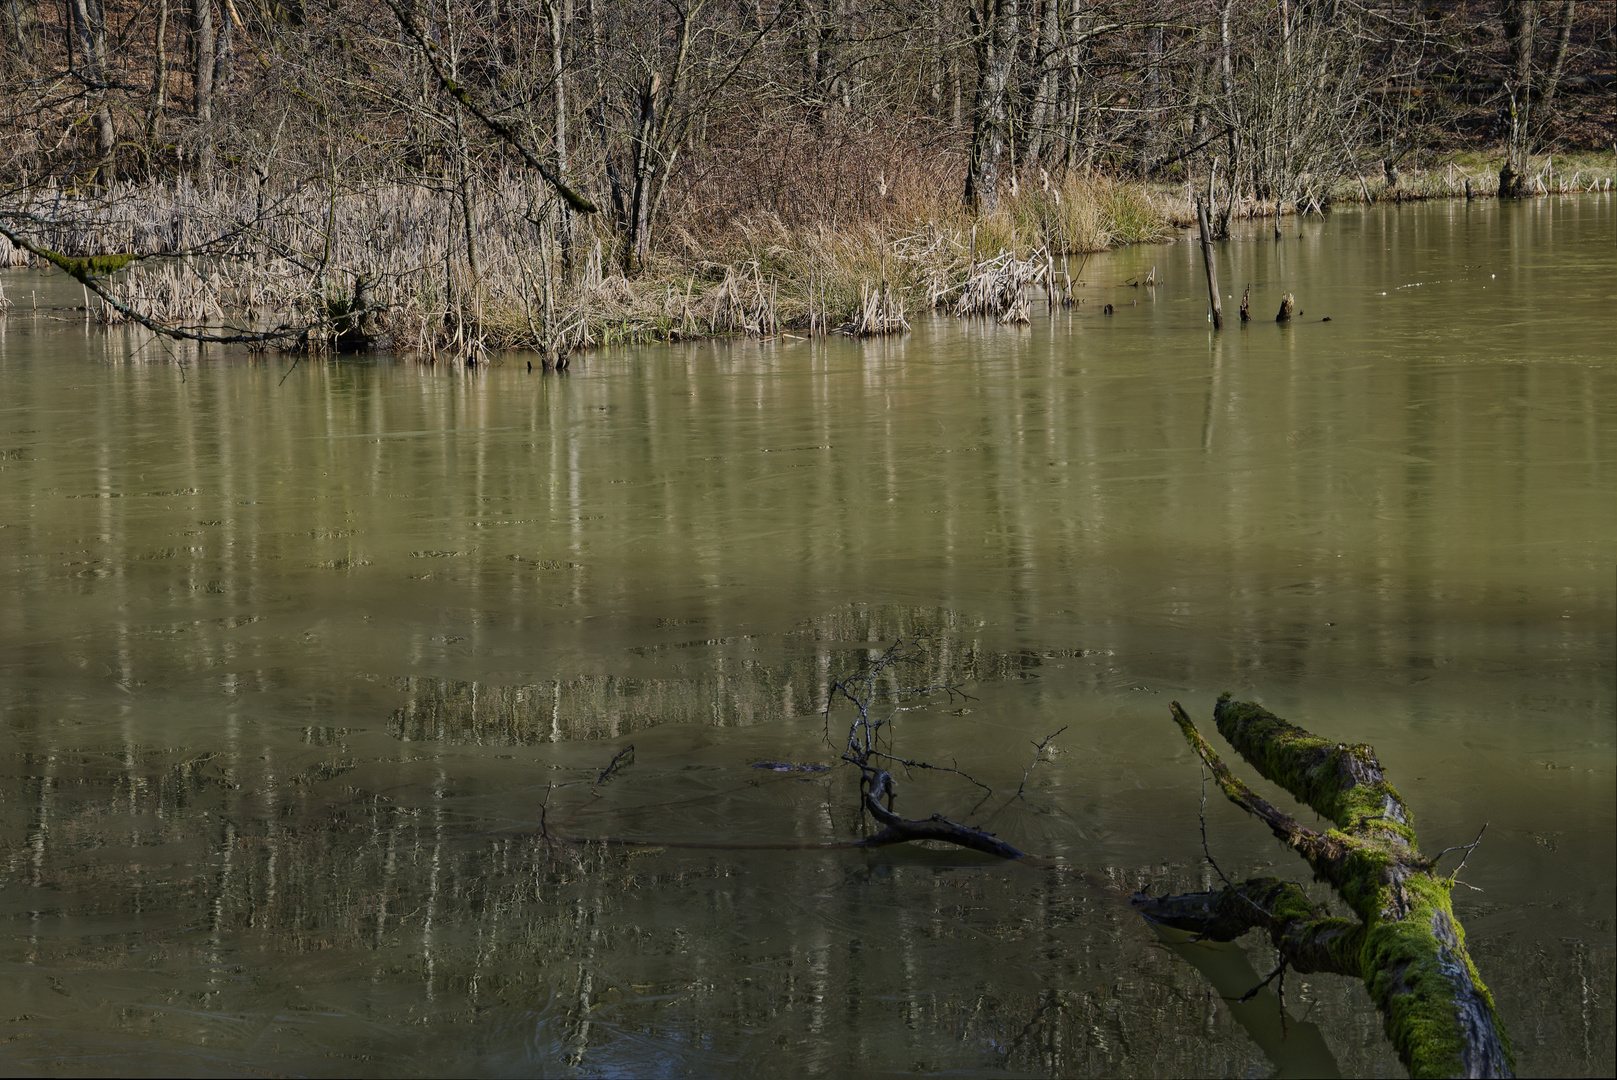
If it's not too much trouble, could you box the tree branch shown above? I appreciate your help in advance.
[1154,699,1515,1079]
[383,0,599,215]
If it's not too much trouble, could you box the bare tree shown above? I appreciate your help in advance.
[1498,0,1539,196]
[965,0,1020,212]
[68,0,118,180]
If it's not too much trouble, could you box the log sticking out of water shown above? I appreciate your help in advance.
[1239,285,1251,323]
[1196,200,1224,330]
[1276,293,1295,322]
[1133,697,1515,1079]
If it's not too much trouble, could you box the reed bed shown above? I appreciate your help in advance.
[0,168,1219,357]
[5,150,1607,358]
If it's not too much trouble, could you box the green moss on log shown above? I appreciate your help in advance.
[1355,875,1511,1078]
[1158,699,1516,1077]
[31,246,139,281]
[1214,693,1417,845]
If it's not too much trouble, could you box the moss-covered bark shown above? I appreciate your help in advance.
[1133,697,1514,1079]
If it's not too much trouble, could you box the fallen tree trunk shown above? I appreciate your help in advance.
[1133,696,1513,1078]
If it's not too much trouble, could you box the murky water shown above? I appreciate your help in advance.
[1,196,1612,1077]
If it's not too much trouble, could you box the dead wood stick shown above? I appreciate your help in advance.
[1196,200,1224,329]
[1016,725,1069,797]
[858,768,1024,859]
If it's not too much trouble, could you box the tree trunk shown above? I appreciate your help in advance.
[964,0,1020,213]
[3,0,41,65]
[1501,0,1537,95]
[146,0,171,166]
[1140,22,1164,172]
[1022,0,1060,167]
[1498,0,1537,196]
[1538,0,1575,114]
[1196,200,1223,329]
[801,0,843,126]
[1060,0,1087,173]
[215,0,234,115]
[949,49,963,127]
[545,0,573,268]
[1133,698,1516,1079]
[69,0,116,177]
[192,0,215,124]
[628,73,659,272]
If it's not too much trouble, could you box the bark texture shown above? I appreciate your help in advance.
[1133,696,1514,1079]
[964,0,1020,213]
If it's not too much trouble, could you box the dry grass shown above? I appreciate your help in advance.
[8,144,1606,358]
[1150,149,1617,224]
[0,163,1171,357]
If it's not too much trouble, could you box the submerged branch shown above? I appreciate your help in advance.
[853,765,1024,860]
[828,637,1026,860]
[0,220,319,348]
[1141,698,1514,1079]
[1016,725,1069,798]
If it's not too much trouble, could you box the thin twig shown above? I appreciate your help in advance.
[1016,725,1068,798]
[1430,822,1488,878]
[869,750,994,796]
[1199,769,1235,889]
[594,744,635,788]
[1197,769,1274,926]
[1238,957,1287,1007]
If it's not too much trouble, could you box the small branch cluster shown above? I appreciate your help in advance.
[826,637,1025,860]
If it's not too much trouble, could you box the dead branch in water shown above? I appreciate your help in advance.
[1133,696,1514,1078]
[829,637,1026,859]
[1016,726,1069,798]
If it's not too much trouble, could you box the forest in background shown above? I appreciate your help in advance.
[1,1,1613,358]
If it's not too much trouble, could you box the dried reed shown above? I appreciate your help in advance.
[1,164,1182,354]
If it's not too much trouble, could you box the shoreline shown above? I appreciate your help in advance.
[3,150,1612,362]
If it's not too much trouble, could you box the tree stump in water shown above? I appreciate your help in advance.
[1239,285,1251,323]
[1498,160,1528,199]
[331,273,377,352]
[1195,200,1224,330]
[1276,293,1295,322]
[1133,696,1514,1078]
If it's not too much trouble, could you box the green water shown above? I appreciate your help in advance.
[1,196,1612,1076]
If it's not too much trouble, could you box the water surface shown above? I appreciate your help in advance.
[1,195,1613,1076]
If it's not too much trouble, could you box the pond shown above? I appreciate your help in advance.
[0,195,1612,1077]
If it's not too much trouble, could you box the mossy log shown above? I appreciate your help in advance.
[1132,695,1513,1079]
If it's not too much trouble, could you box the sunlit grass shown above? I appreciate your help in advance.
[38,142,1617,358]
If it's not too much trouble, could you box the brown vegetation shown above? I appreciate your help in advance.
[0,1,1611,358]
